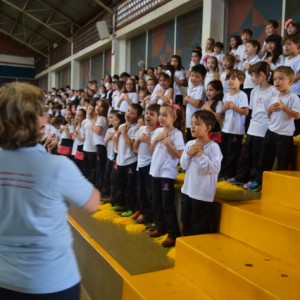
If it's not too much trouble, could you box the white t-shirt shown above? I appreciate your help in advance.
[268,92,300,136]
[242,55,261,89]
[173,69,186,99]
[235,44,247,70]
[104,127,116,161]
[220,71,230,94]
[222,90,249,135]
[0,144,93,293]
[118,92,139,112]
[186,84,205,128]
[135,125,154,168]
[247,85,277,137]
[72,125,84,155]
[180,140,223,202]
[204,72,215,89]
[150,128,185,179]
[111,90,120,109]
[82,118,96,152]
[60,124,74,140]
[116,123,138,166]
[284,54,300,95]
[93,116,108,145]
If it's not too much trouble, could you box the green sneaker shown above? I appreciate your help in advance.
[121,210,134,217]
[110,205,126,211]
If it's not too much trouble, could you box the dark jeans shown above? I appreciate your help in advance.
[152,177,181,239]
[95,144,107,191]
[102,158,118,204]
[235,134,264,182]
[115,162,137,211]
[181,193,213,236]
[0,283,80,300]
[83,151,97,184]
[136,164,153,221]
[219,132,243,179]
[256,130,293,184]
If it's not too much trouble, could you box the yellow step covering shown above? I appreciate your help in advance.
[261,171,300,210]
[218,199,300,267]
[122,268,213,300]
[175,234,300,300]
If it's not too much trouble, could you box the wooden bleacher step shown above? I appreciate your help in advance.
[122,268,213,300]
[175,234,300,300]
[218,199,300,266]
[261,171,300,210]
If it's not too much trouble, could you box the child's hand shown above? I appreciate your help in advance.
[188,142,203,156]
[157,89,164,98]
[223,101,231,111]
[228,101,236,109]
[202,101,212,111]
[183,96,189,104]
[277,100,287,110]
[155,131,168,142]
[269,102,281,112]
[139,133,150,143]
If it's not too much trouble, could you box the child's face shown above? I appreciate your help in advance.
[138,79,146,88]
[230,37,238,49]
[144,109,158,127]
[191,52,201,65]
[159,77,171,89]
[125,107,138,123]
[245,43,257,56]
[207,58,218,71]
[266,41,276,53]
[190,116,210,139]
[284,40,299,56]
[125,80,134,92]
[147,80,156,93]
[205,39,214,51]
[190,72,203,86]
[273,71,293,92]
[214,46,221,54]
[206,85,220,101]
[226,76,242,90]
[137,117,144,127]
[75,111,85,122]
[138,90,147,99]
[158,106,176,128]
[112,115,121,129]
[250,72,264,85]
[265,24,277,36]
[107,113,113,125]
[287,24,298,36]
[86,105,95,116]
[241,32,251,43]
[223,58,234,70]
[170,57,179,69]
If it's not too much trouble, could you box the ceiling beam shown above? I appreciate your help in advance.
[35,0,81,29]
[1,0,71,42]
[0,28,48,57]
[92,0,113,14]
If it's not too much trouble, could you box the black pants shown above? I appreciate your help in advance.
[219,132,243,179]
[136,164,153,221]
[152,177,181,238]
[175,94,183,105]
[115,162,137,211]
[95,144,107,191]
[83,151,97,184]
[181,193,213,236]
[0,283,80,300]
[235,134,264,182]
[256,130,293,184]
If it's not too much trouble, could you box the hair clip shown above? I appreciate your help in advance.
[285,19,294,29]
[164,70,172,77]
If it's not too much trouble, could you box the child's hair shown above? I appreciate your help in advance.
[207,80,224,112]
[223,54,235,66]
[191,64,207,78]
[138,87,148,96]
[206,37,215,48]
[169,54,184,70]
[77,108,86,119]
[246,40,261,54]
[111,110,125,127]
[283,34,300,45]
[273,66,295,81]
[146,103,160,115]
[249,61,271,79]
[267,20,279,29]
[226,69,246,83]
[214,41,224,51]
[241,28,253,36]
[159,71,173,86]
[191,48,202,60]
[117,80,124,90]
[130,103,143,119]
[0,83,45,150]
[265,34,283,64]
[160,103,185,132]
[52,116,64,126]
[207,56,220,79]
[98,99,109,117]
[192,110,216,132]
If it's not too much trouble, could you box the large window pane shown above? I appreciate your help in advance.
[130,33,146,76]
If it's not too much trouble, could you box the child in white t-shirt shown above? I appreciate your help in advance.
[133,104,160,224]
[180,110,222,235]
[219,69,249,180]
[111,103,143,217]
[149,104,185,248]
[183,64,207,141]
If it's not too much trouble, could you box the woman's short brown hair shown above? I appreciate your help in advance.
[0,82,45,150]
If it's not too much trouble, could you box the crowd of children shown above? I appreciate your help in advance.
[42,19,300,247]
